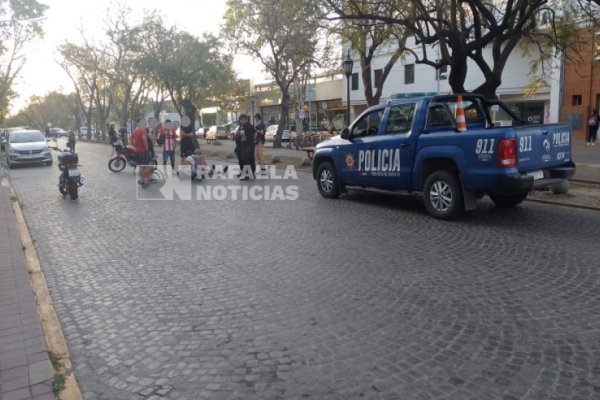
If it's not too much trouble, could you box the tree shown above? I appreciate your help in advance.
[138,20,239,121]
[6,91,78,129]
[326,0,600,99]
[330,1,410,106]
[0,0,47,120]
[224,0,327,147]
[59,41,99,138]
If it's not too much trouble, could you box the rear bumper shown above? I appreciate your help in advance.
[497,163,576,193]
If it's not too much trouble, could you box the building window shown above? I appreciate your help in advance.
[405,64,414,84]
[374,69,382,88]
[572,95,582,106]
[436,60,448,80]
[351,72,359,91]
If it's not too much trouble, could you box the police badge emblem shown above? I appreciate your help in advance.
[345,153,355,169]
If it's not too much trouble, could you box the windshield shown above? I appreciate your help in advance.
[10,132,45,143]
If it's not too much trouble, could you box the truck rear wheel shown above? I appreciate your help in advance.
[489,192,528,207]
[423,171,463,219]
[316,161,340,198]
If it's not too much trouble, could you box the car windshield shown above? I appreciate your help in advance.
[10,132,45,143]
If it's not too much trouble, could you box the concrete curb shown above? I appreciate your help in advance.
[526,197,600,211]
[6,179,82,400]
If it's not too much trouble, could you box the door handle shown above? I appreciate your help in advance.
[366,145,373,150]
[400,143,409,148]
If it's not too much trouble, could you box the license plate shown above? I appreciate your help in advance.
[527,170,544,180]
[68,169,80,177]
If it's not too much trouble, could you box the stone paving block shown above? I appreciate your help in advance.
[28,360,53,385]
[5,141,600,400]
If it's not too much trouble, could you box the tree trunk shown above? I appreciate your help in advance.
[447,53,468,94]
[273,91,290,149]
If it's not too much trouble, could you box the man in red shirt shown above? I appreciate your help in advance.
[131,119,153,187]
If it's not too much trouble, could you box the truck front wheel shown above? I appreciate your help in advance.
[423,171,463,219]
[489,192,528,208]
[316,161,340,198]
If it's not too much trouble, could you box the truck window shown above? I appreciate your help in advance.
[426,104,454,127]
[446,99,485,124]
[426,99,485,129]
[350,109,384,137]
[385,103,415,135]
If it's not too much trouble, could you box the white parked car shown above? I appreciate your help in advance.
[206,126,218,142]
[79,127,97,139]
[2,130,52,168]
[265,125,293,142]
[265,125,278,141]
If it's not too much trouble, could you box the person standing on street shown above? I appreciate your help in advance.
[132,119,153,187]
[237,114,256,180]
[587,109,598,145]
[234,115,244,173]
[254,113,266,174]
[67,129,76,152]
[108,124,118,143]
[158,120,178,173]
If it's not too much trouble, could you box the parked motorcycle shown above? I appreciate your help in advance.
[58,150,84,200]
[108,139,157,172]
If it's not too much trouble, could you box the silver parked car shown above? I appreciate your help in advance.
[2,130,53,168]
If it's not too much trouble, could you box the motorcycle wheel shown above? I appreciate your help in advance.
[67,181,78,200]
[108,156,127,172]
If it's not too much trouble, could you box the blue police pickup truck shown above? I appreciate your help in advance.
[312,94,575,219]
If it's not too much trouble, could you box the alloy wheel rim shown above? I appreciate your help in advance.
[430,181,452,212]
[320,170,333,193]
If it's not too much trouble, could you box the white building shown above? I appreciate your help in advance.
[343,36,561,125]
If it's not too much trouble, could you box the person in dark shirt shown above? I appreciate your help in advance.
[235,114,256,180]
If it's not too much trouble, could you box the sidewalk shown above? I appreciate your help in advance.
[0,184,54,400]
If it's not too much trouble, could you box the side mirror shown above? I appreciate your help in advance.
[341,128,350,140]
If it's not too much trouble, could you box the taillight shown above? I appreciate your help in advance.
[498,138,517,168]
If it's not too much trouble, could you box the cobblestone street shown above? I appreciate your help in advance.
[7,140,600,400]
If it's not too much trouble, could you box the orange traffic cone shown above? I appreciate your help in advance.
[455,95,467,132]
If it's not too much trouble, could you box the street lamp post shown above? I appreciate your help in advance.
[250,94,256,125]
[343,50,354,127]
[307,86,315,133]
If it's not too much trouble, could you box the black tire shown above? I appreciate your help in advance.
[489,192,528,208]
[316,161,340,198]
[108,156,127,172]
[67,181,78,200]
[46,160,53,166]
[423,171,463,219]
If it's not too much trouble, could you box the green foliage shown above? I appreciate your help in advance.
[224,0,328,146]
[224,0,325,85]
[0,0,48,119]
[326,0,598,99]
[5,92,79,129]
[51,373,66,393]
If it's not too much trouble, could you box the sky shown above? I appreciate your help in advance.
[11,0,263,114]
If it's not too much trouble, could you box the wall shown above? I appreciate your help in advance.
[560,28,600,140]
